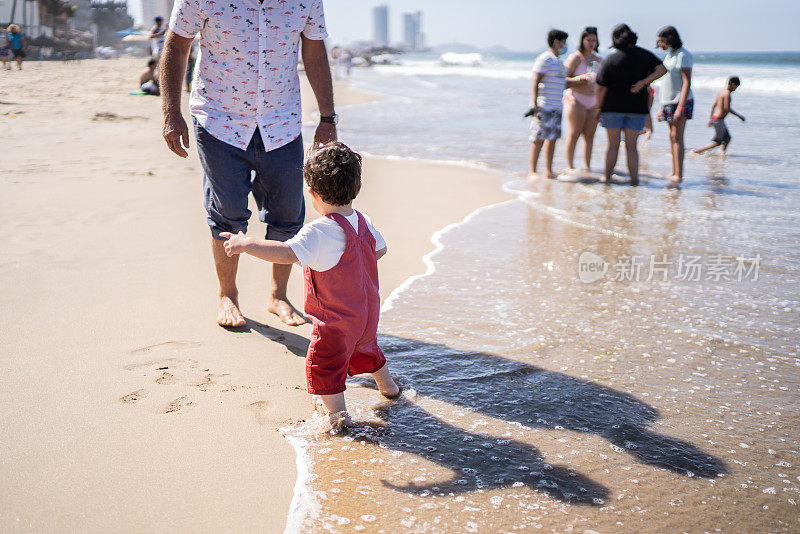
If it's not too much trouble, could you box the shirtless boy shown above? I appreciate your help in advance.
[693,77,745,154]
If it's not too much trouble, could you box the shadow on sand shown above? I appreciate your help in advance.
[342,334,727,503]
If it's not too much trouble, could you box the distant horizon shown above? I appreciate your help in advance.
[392,44,800,55]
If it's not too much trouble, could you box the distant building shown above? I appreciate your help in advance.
[70,0,93,31]
[372,4,388,47]
[402,10,423,51]
[138,0,173,28]
[0,0,43,35]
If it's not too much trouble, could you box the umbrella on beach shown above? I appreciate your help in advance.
[115,28,151,43]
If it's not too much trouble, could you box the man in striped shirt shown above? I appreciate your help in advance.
[529,29,586,179]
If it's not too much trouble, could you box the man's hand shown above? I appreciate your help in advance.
[162,113,190,158]
[673,107,684,122]
[630,80,647,94]
[220,231,249,257]
[313,121,337,147]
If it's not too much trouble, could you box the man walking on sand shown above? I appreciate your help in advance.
[160,0,337,328]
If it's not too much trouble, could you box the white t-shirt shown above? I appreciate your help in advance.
[659,47,693,104]
[532,50,566,111]
[286,211,386,272]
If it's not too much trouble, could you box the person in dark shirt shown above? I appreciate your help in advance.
[595,24,666,185]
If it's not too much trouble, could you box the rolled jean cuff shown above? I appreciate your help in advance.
[265,224,301,242]
[210,222,247,241]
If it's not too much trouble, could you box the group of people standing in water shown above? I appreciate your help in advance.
[528,23,725,187]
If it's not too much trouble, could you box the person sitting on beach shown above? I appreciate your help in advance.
[6,24,25,71]
[693,77,745,155]
[221,142,400,430]
[656,26,694,185]
[563,26,603,172]
[139,58,160,95]
[595,23,666,185]
[528,29,589,179]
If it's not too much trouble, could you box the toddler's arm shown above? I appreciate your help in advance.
[220,231,298,264]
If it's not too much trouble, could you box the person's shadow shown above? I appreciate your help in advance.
[347,334,727,486]
[347,399,609,504]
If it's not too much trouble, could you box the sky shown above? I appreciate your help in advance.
[321,0,800,52]
[127,0,800,52]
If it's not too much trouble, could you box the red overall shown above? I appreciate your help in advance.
[303,211,386,395]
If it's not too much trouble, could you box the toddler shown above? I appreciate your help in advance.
[222,142,399,429]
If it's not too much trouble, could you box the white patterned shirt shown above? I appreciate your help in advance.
[169,0,328,151]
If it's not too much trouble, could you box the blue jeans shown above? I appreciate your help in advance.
[194,120,304,241]
[601,112,647,132]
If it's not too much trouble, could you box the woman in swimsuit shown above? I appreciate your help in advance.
[563,27,602,171]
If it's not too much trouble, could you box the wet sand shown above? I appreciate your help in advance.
[0,58,510,531]
[288,176,799,533]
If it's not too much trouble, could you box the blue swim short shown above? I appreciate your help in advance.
[658,99,694,123]
[530,108,563,142]
[600,112,647,132]
[194,119,305,241]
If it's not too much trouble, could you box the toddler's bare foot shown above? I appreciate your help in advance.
[268,297,307,326]
[328,410,351,432]
[372,366,400,398]
[313,396,351,431]
[218,295,245,328]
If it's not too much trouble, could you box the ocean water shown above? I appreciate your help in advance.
[291,53,800,532]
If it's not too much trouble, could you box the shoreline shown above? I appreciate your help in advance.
[0,57,512,532]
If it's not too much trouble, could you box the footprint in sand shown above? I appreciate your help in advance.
[194,372,240,393]
[120,389,148,404]
[163,395,194,414]
[130,341,201,355]
[122,340,251,415]
[248,400,272,425]
[155,371,177,385]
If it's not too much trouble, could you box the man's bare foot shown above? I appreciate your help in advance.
[268,297,307,326]
[545,171,557,179]
[218,295,245,327]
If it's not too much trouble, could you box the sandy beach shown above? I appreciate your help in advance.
[0,57,511,531]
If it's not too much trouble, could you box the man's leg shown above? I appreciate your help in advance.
[212,237,245,327]
[269,263,305,326]
[195,121,255,328]
[530,139,544,175]
[692,141,720,154]
[253,134,307,326]
[544,139,557,178]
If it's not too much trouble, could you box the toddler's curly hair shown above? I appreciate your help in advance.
[304,141,362,206]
